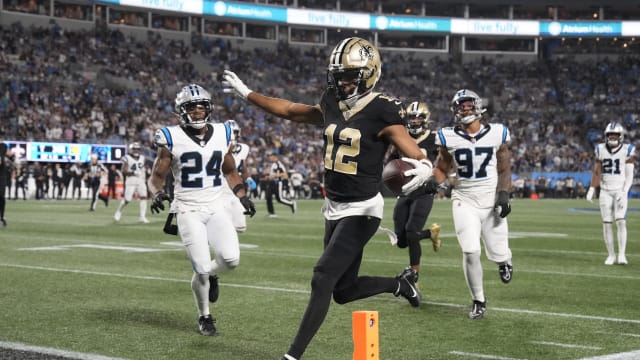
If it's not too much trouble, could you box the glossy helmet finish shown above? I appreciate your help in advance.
[604,122,625,147]
[327,37,381,102]
[175,84,212,129]
[405,101,431,137]
[225,119,241,138]
[128,142,141,158]
[450,89,486,125]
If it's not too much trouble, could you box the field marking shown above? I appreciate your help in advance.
[2,262,640,324]
[596,331,640,338]
[448,350,526,359]
[579,350,640,359]
[529,341,602,350]
[0,340,126,360]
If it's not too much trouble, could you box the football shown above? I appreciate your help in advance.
[382,159,415,196]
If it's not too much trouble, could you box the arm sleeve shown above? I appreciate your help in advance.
[624,163,635,193]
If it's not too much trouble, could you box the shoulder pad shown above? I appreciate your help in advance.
[153,128,170,148]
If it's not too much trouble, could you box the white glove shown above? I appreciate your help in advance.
[586,186,594,203]
[222,70,252,100]
[400,157,433,195]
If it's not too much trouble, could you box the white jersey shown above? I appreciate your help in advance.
[122,154,146,184]
[230,142,250,176]
[153,123,233,212]
[595,142,635,192]
[436,123,510,208]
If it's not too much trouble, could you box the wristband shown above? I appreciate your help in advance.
[232,183,245,195]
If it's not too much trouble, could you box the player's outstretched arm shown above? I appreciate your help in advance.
[222,70,323,126]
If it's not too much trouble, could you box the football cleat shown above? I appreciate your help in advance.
[1,218,6,227]
[469,300,486,319]
[429,223,441,252]
[291,201,297,214]
[604,255,616,265]
[394,268,421,307]
[209,275,219,303]
[138,217,150,224]
[498,262,513,284]
[617,255,628,265]
[377,226,398,246]
[114,211,121,222]
[198,315,218,336]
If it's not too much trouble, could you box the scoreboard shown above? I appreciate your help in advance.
[4,141,127,164]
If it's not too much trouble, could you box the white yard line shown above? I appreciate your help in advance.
[0,341,126,360]
[449,350,526,359]
[529,341,602,350]
[579,350,640,360]
[2,262,639,324]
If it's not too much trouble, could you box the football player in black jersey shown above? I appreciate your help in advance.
[224,37,437,360]
[380,101,442,288]
[0,142,14,226]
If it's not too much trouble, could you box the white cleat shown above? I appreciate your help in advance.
[114,211,122,221]
[139,217,150,224]
[377,226,398,246]
[618,255,628,265]
[604,255,616,265]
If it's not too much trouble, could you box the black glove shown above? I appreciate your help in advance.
[495,191,511,218]
[240,196,256,217]
[150,191,172,214]
[422,177,441,195]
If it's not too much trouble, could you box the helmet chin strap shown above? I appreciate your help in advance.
[186,114,208,129]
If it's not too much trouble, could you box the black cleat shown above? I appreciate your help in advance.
[498,263,513,284]
[394,268,421,307]
[208,275,219,303]
[1,218,6,227]
[198,315,218,336]
[469,300,486,319]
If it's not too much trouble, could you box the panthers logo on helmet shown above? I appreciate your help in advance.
[175,84,212,129]
[450,89,486,125]
[604,122,625,148]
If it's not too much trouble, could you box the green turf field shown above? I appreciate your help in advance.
[1,198,639,360]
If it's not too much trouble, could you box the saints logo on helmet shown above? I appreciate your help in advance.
[327,37,381,102]
[405,101,430,137]
[175,84,212,129]
[450,89,486,125]
[604,122,625,148]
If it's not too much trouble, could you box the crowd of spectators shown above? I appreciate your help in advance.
[0,21,638,197]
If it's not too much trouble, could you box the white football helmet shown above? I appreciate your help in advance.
[175,84,212,129]
[405,101,430,137]
[327,37,382,102]
[450,89,486,124]
[604,122,625,147]
[128,142,141,158]
[225,119,241,138]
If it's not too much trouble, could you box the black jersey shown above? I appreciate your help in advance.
[320,91,405,202]
[390,130,438,164]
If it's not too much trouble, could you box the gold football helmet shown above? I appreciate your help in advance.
[327,37,381,101]
[405,101,431,136]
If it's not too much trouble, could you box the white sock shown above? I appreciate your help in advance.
[603,223,615,257]
[616,219,627,257]
[140,199,147,218]
[463,251,484,302]
[191,273,210,317]
[117,200,126,213]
